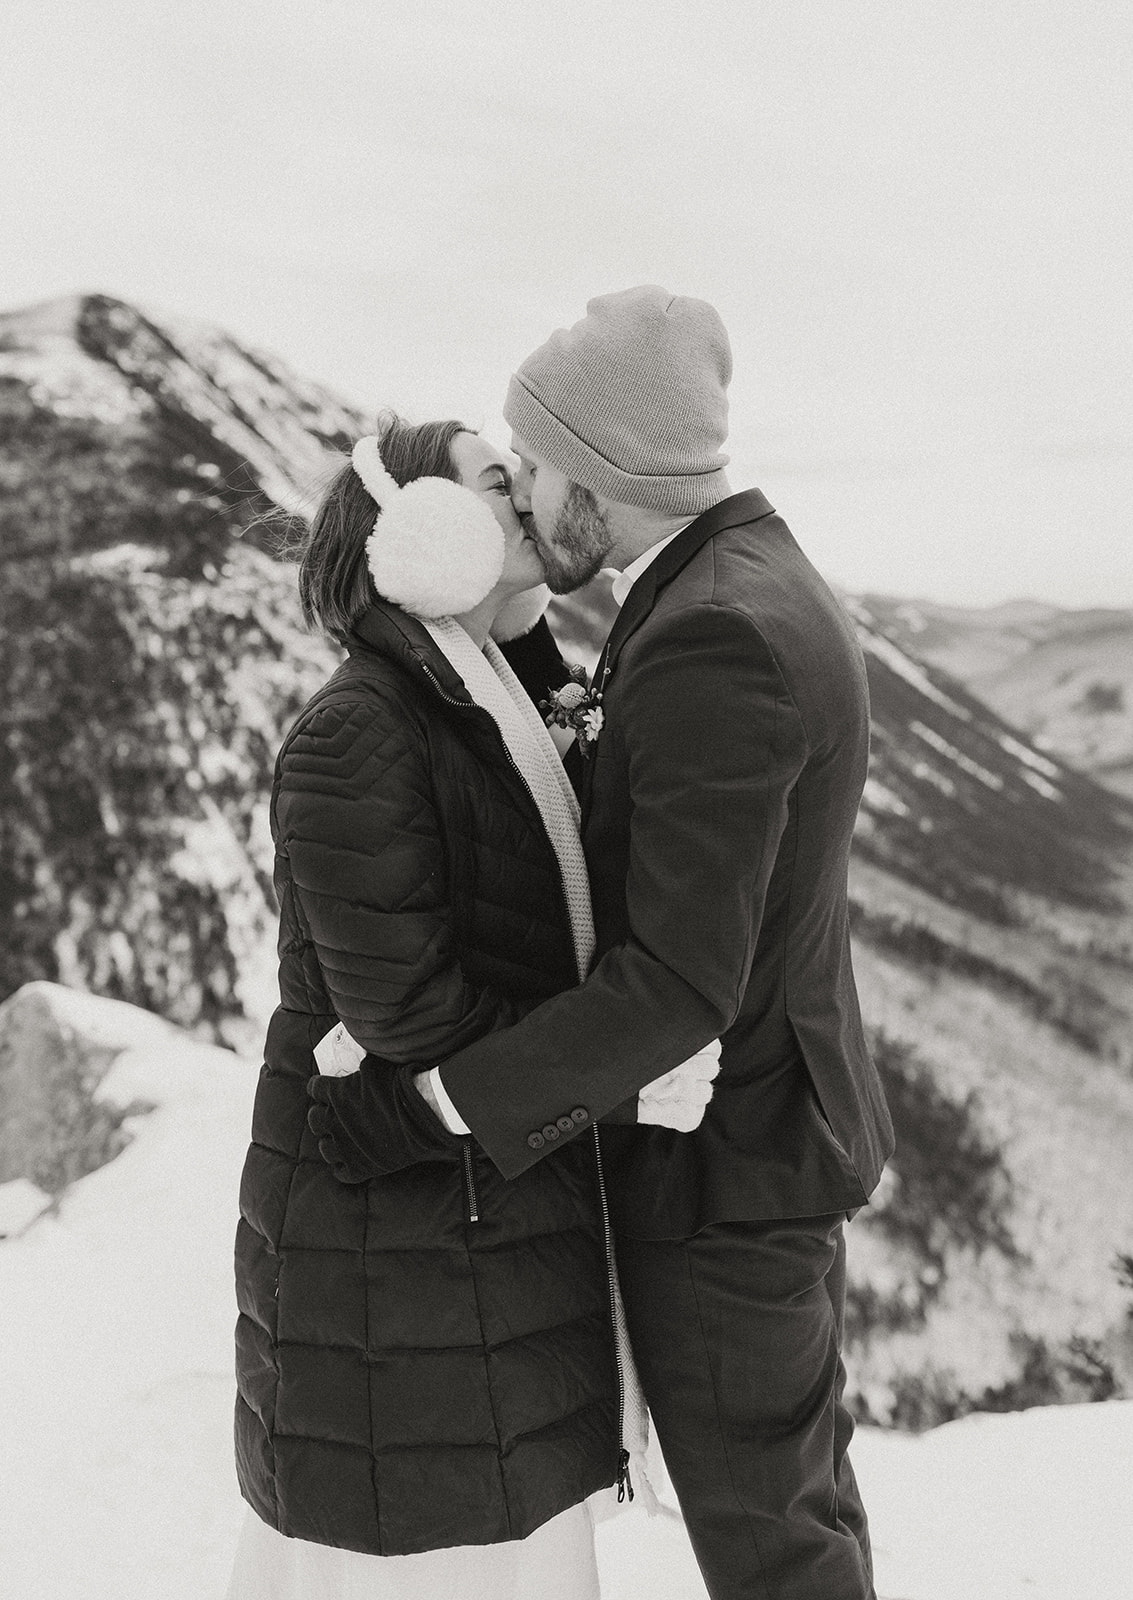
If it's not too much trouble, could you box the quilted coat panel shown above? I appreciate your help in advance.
[233,606,620,1555]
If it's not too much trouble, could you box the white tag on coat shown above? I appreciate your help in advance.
[313,1021,366,1077]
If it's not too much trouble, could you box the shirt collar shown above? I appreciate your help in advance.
[609,527,691,608]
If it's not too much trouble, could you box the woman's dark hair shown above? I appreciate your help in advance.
[295,410,468,641]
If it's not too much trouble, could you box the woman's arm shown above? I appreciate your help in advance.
[275,690,526,1179]
[276,692,525,1060]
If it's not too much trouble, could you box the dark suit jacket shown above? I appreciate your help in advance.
[440,490,894,1235]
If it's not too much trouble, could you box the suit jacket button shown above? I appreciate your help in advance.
[527,1132,545,1150]
[570,1107,589,1124]
[542,1123,560,1141]
[556,1115,574,1134]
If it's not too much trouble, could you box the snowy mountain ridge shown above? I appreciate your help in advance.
[0,292,365,522]
[863,591,1133,801]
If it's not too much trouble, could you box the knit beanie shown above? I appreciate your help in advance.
[503,285,732,515]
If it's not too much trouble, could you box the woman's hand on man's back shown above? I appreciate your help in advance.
[636,1040,721,1132]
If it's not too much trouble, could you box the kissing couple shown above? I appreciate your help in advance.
[229,286,894,1600]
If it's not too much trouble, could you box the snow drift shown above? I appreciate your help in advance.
[0,983,1130,1600]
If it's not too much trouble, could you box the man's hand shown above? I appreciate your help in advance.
[637,1039,722,1133]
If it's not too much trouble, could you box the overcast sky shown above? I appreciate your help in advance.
[2,0,1130,605]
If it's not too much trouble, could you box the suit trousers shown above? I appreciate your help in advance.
[615,1214,875,1600]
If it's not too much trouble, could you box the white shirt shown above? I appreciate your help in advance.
[609,528,688,607]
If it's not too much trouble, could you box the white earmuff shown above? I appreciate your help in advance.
[352,436,506,619]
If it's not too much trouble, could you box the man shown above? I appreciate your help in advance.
[316,286,894,1598]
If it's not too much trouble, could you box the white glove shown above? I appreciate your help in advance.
[637,1039,722,1132]
[313,1022,366,1077]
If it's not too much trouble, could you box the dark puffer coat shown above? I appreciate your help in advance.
[234,601,620,1557]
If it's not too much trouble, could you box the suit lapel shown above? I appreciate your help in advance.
[600,489,774,681]
[579,489,774,814]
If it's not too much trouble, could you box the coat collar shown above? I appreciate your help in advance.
[596,488,775,685]
[348,599,473,705]
[348,600,540,792]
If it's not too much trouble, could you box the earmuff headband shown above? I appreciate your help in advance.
[352,434,506,619]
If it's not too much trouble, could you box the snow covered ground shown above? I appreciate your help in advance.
[1,988,1130,1600]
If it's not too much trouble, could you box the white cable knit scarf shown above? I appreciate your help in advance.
[424,617,655,1510]
[424,618,596,981]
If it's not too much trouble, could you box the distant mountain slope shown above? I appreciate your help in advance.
[846,596,1132,919]
[864,593,1133,800]
[0,294,350,1040]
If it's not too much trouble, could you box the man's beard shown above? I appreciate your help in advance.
[535,484,614,595]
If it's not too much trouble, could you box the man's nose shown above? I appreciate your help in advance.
[510,464,533,512]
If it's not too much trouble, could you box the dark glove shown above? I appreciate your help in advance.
[306,1062,465,1184]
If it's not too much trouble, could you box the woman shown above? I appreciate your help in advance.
[228,414,711,1600]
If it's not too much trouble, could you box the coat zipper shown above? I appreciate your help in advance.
[461,1139,480,1225]
[421,662,630,1490]
[419,659,549,1229]
[592,1124,633,1503]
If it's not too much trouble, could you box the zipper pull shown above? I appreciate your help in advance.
[616,1447,635,1503]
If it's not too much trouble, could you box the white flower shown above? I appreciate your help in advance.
[581,707,604,740]
[555,681,587,712]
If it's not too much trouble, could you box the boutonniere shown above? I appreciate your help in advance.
[541,663,606,757]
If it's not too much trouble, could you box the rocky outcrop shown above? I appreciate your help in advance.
[0,981,174,1194]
